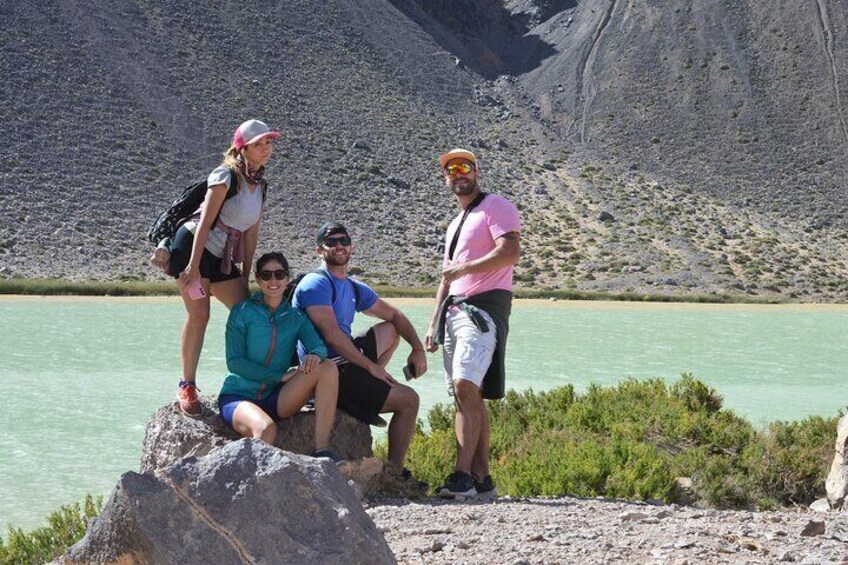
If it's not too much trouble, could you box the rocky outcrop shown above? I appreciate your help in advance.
[825,414,848,509]
[140,396,373,474]
[64,439,396,565]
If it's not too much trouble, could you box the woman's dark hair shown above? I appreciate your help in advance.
[255,251,289,275]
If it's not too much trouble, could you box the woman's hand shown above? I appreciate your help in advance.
[179,264,198,289]
[299,354,320,374]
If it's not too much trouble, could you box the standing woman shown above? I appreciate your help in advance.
[155,119,280,416]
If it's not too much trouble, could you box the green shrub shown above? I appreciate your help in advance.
[741,415,837,507]
[399,376,836,509]
[0,494,102,564]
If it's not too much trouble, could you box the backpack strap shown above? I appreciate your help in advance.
[318,268,360,307]
[213,169,240,223]
[448,192,487,261]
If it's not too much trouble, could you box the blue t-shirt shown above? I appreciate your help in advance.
[292,268,379,356]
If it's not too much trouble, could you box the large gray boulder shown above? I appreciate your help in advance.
[826,414,848,509]
[64,439,396,565]
[141,396,373,473]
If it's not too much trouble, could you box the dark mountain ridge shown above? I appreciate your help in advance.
[1,0,847,299]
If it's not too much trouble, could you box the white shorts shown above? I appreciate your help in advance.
[442,305,497,396]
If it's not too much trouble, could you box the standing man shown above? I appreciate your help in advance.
[424,148,521,499]
[293,222,426,471]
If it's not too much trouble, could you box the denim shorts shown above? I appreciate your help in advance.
[218,382,285,429]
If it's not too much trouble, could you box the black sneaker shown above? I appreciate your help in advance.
[437,471,477,499]
[402,467,430,493]
[474,474,498,498]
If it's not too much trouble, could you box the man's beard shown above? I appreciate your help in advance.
[450,177,478,196]
[324,250,350,267]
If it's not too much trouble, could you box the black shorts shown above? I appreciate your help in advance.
[168,225,242,283]
[335,328,391,424]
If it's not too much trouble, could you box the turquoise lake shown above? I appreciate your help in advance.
[1,296,847,532]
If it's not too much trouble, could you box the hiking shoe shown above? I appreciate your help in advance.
[402,467,430,493]
[312,448,343,464]
[437,471,477,499]
[474,475,498,498]
[177,380,202,417]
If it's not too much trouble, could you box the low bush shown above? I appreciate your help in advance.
[398,375,837,509]
[0,494,102,564]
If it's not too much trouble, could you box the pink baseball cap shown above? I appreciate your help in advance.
[233,119,281,150]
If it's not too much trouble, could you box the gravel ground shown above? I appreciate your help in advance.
[367,496,848,564]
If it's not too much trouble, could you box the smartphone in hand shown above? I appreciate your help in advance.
[186,278,207,300]
[402,363,416,381]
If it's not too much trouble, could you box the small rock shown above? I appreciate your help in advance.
[387,177,410,190]
[739,537,761,551]
[800,519,826,537]
[809,498,831,513]
[778,550,797,562]
[525,533,546,542]
[717,542,737,553]
[620,511,650,522]
[597,211,615,222]
[674,539,696,549]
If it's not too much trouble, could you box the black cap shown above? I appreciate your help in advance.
[316,221,350,244]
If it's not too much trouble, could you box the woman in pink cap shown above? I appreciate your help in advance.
[152,119,280,417]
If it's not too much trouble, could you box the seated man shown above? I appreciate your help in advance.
[292,222,426,470]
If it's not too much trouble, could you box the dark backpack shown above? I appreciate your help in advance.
[146,169,268,245]
[284,269,361,305]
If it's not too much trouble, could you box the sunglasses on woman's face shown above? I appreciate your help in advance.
[257,269,288,281]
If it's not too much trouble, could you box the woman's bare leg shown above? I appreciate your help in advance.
[276,361,339,450]
[210,276,250,309]
[231,401,277,444]
[178,278,212,383]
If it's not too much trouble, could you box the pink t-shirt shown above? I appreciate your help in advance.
[443,193,521,297]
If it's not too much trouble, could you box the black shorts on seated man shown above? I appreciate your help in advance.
[292,222,427,470]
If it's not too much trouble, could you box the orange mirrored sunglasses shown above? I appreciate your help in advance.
[445,162,475,177]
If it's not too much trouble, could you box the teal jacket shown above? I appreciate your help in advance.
[220,292,328,400]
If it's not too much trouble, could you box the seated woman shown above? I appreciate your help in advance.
[218,251,340,460]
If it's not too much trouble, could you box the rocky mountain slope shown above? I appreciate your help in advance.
[2,0,847,300]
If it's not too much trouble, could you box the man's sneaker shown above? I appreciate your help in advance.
[474,474,498,498]
[437,471,477,499]
[177,380,202,417]
[402,467,430,494]
[312,448,343,464]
